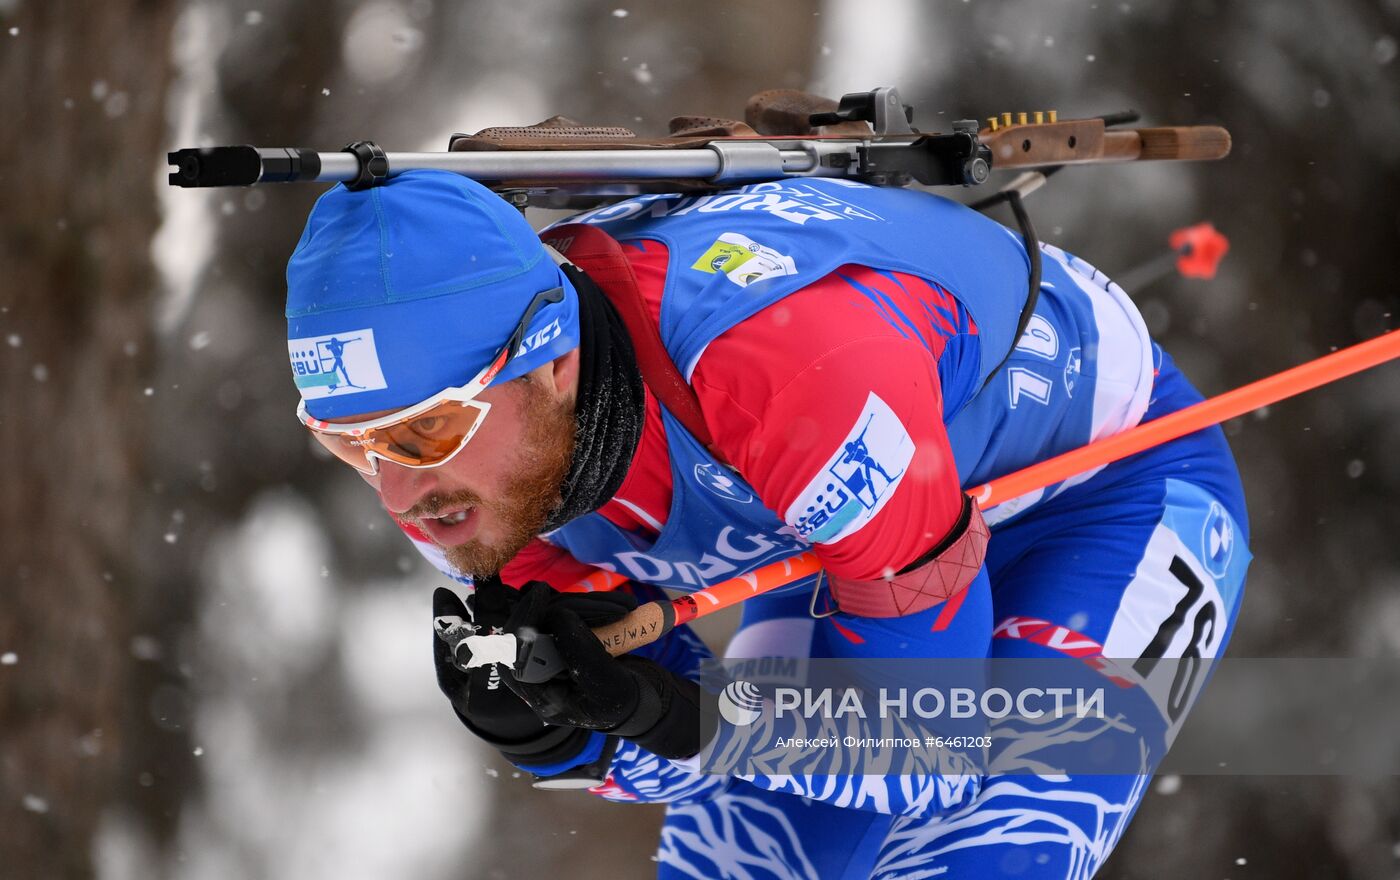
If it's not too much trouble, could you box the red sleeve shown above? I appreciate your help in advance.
[690,268,966,582]
[501,538,610,590]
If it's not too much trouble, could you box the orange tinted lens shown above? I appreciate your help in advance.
[307,401,486,472]
[308,429,377,473]
[361,402,486,466]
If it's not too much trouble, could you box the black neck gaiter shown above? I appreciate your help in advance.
[538,265,645,533]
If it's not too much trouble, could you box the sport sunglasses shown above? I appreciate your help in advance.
[297,286,566,476]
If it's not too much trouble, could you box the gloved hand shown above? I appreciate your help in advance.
[432,577,595,770]
[500,581,715,760]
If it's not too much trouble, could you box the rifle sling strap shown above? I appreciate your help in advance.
[540,224,724,463]
[541,207,1038,466]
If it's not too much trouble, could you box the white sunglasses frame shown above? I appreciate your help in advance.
[296,284,566,476]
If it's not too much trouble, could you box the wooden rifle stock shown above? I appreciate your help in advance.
[980,118,1231,168]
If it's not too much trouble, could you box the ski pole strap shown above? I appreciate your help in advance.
[542,224,723,459]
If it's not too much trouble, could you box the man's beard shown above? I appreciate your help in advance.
[416,378,576,579]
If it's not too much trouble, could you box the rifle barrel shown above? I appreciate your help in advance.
[168,143,820,188]
[325,149,732,181]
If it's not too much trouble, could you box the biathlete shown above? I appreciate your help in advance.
[285,170,1249,879]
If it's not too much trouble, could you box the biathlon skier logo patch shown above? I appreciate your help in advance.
[288,328,389,399]
[785,392,914,545]
[691,232,797,288]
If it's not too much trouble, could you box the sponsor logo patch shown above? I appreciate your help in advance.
[288,328,389,399]
[784,392,914,544]
[1064,346,1082,397]
[572,181,886,227]
[518,317,562,357]
[1200,501,1235,578]
[694,462,754,504]
[690,232,797,288]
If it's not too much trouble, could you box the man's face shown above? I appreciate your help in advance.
[347,367,577,579]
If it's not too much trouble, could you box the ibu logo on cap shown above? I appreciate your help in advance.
[288,328,389,400]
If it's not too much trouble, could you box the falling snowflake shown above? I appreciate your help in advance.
[1375,36,1397,65]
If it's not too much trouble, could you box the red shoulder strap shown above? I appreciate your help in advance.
[540,223,720,456]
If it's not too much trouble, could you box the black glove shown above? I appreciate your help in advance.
[432,578,593,769]
[501,581,715,760]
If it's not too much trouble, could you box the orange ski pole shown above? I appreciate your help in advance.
[971,328,1400,508]
[512,329,1400,671]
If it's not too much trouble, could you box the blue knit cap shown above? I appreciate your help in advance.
[285,169,579,419]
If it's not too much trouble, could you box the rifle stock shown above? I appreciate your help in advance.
[979,117,1231,168]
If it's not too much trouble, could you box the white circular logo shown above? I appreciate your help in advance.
[1201,501,1235,578]
[718,680,764,726]
[694,462,753,504]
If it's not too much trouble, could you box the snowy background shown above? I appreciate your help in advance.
[3,0,1399,878]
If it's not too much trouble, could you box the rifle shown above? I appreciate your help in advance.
[166,85,1232,483]
[166,86,1230,209]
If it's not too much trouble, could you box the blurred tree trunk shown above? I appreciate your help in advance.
[0,0,179,877]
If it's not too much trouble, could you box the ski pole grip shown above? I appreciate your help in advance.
[513,632,567,684]
[591,600,676,657]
